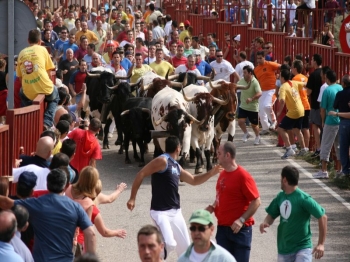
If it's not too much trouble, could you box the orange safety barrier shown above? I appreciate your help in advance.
[188,14,205,37]
[334,52,350,80]
[310,43,338,68]
[6,94,45,194]
[264,32,286,64]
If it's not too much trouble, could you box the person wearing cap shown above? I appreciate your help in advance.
[194,49,212,77]
[179,20,191,43]
[100,31,119,55]
[10,172,37,200]
[127,136,222,258]
[206,141,260,262]
[232,34,241,63]
[191,36,209,62]
[178,209,237,262]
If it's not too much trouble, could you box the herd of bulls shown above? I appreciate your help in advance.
[84,67,250,173]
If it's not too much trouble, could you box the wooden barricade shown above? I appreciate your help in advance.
[188,14,205,37]
[216,22,232,50]
[166,4,177,20]
[0,125,11,179]
[334,52,350,80]
[203,17,218,46]
[264,31,286,64]
[175,10,190,25]
[310,43,338,68]
[247,27,265,43]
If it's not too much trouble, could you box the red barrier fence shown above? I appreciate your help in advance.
[188,14,205,37]
[284,36,312,61]
[310,43,338,68]
[334,52,350,79]
[0,125,11,179]
[217,22,232,50]
[6,94,45,194]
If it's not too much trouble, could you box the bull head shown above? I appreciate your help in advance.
[209,79,251,90]
[154,110,202,126]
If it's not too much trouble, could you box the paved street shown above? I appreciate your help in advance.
[95,126,350,262]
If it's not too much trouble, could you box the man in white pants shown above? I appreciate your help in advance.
[127,136,222,258]
[254,51,281,135]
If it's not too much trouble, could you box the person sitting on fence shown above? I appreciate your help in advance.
[17,29,60,130]
[321,23,335,46]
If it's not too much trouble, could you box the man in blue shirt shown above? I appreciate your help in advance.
[194,49,212,77]
[313,70,342,179]
[0,210,24,262]
[61,33,79,61]
[0,169,96,262]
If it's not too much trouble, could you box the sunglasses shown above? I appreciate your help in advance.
[216,55,223,57]
[189,225,208,232]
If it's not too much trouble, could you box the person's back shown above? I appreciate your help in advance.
[279,81,304,118]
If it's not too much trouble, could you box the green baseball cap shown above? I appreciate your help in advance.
[189,209,214,225]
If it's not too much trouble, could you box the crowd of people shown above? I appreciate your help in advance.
[0,0,349,261]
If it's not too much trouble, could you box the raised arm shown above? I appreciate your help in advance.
[179,164,223,186]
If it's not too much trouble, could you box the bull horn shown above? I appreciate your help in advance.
[182,72,188,87]
[184,111,201,124]
[130,81,140,88]
[212,95,229,106]
[210,68,216,79]
[181,86,196,102]
[169,81,183,88]
[209,79,221,89]
[86,71,101,78]
[120,110,130,116]
[154,114,168,126]
[236,81,251,90]
[197,75,211,81]
[107,84,119,90]
[167,74,179,80]
[211,104,221,115]
[143,83,153,91]
[141,108,151,116]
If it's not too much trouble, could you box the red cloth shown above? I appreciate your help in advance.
[171,56,187,68]
[32,190,50,198]
[74,47,88,61]
[14,77,21,108]
[68,129,102,173]
[72,71,87,94]
[77,205,100,245]
[0,90,7,116]
[214,166,260,227]
[116,31,128,43]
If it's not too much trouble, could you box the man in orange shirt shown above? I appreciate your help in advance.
[254,51,281,135]
[292,59,310,151]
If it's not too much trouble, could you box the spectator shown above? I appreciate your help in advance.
[0,169,96,262]
[87,12,98,31]
[206,141,260,262]
[19,136,54,168]
[0,210,24,261]
[10,205,34,262]
[261,166,327,260]
[321,23,335,46]
[264,42,274,61]
[146,3,162,26]
[0,59,7,118]
[325,0,339,22]
[10,171,37,200]
[152,20,165,40]
[60,139,79,183]
[137,225,164,262]
[70,18,82,36]
[178,209,237,262]
[164,15,172,42]
[210,49,239,82]
[68,118,102,173]
[206,33,218,49]
[52,120,70,155]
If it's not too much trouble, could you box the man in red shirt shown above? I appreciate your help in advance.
[171,45,187,68]
[206,141,261,262]
[69,60,87,103]
[68,118,102,173]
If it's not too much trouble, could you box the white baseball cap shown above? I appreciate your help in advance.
[233,34,241,42]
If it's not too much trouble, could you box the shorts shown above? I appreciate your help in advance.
[279,116,303,130]
[309,108,322,126]
[302,110,310,129]
[238,107,259,126]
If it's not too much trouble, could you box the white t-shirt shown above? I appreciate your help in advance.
[174,64,203,85]
[120,40,134,47]
[106,66,127,82]
[143,57,156,64]
[13,165,50,190]
[189,247,210,262]
[263,3,275,18]
[210,60,235,82]
[235,60,254,78]
[317,83,329,102]
[287,3,297,24]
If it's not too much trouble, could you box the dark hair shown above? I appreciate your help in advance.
[58,88,68,105]
[281,165,299,186]
[280,69,291,81]
[11,205,29,230]
[326,70,337,83]
[165,136,180,153]
[292,60,303,74]
[223,141,236,159]
[60,139,76,158]
[49,153,70,170]
[295,54,303,61]
[342,74,350,87]
[56,120,70,135]
[312,54,322,66]
[79,59,87,65]
[280,64,290,71]
[0,211,17,242]
[137,225,163,244]
[16,182,33,199]
[56,69,63,79]
[156,48,163,53]
[47,169,67,193]
[149,3,155,11]
[74,253,101,262]
[59,113,73,125]
[152,19,159,26]
[166,14,171,21]
[88,43,96,51]
[40,130,56,142]
[89,118,102,132]
[284,55,292,67]
[321,66,331,76]
[208,45,216,50]
[28,29,41,44]
[172,20,178,28]
[239,51,247,60]
[256,50,265,57]
[243,65,253,74]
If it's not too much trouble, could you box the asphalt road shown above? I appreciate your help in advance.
[95,126,350,262]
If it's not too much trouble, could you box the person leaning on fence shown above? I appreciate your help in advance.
[17,29,60,130]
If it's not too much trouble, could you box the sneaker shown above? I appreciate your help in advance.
[259,130,270,135]
[242,132,251,142]
[296,149,307,156]
[311,150,320,158]
[269,121,277,130]
[281,148,295,159]
[335,171,349,179]
[313,170,329,179]
[254,136,261,145]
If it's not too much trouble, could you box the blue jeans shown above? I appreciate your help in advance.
[278,248,312,262]
[216,225,252,262]
[20,86,59,127]
[339,119,350,174]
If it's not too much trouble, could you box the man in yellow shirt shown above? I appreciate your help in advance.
[17,29,59,129]
[150,49,174,78]
[117,4,128,21]
[130,53,153,83]
[179,20,191,42]
[75,21,99,45]
[276,69,307,159]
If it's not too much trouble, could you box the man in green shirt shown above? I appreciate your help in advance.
[237,65,262,145]
[260,166,328,261]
